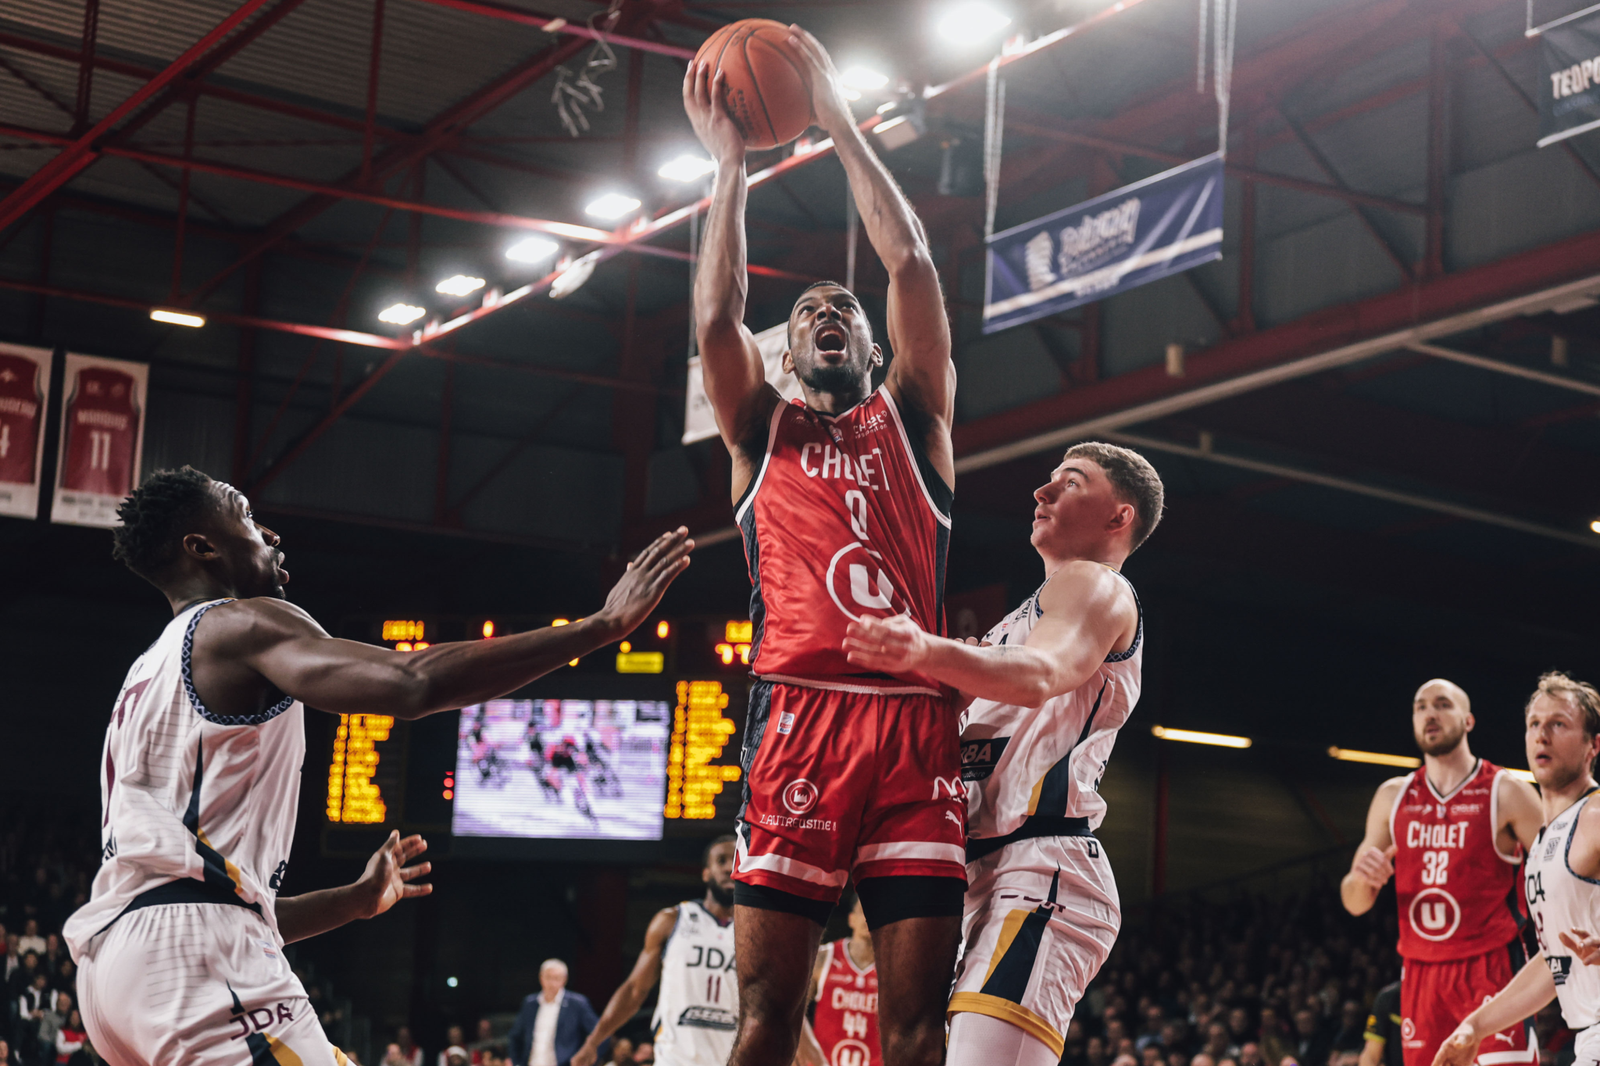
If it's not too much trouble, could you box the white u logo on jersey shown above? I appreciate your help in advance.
[849,565,894,609]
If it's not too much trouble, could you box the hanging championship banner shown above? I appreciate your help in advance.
[0,343,53,520]
[682,321,804,445]
[983,152,1225,335]
[52,352,148,528]
[1538,9,1600,147]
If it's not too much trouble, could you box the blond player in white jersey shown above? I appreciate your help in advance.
[63,466,693,1066]
[572,837,739,1066]
[843,441,1163,1066]
[1434,672,1600,1066]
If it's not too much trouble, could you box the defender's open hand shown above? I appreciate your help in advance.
[843,613,929,674]
[355,830,431,919]
[597,528,694,638]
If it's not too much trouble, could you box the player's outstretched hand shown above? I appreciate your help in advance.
[843,613,928,674]
[683,61,745,165]
[785,25,853,136]
[1351,843,1397,890]
[1561,928,1600,965]
[1432,1023,1481,1066]
[356,830,432,918]
[596,528,694,638]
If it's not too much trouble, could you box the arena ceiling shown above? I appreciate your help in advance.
[3,0,1600,656]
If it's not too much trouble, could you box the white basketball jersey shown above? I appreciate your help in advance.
[1526,790,1600,1029]
[652,901,738,1066]
[960,569,1142,840]
[63,599,305,961]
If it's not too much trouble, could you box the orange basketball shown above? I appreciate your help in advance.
[694,19,813,151]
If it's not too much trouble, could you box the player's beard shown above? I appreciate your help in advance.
[796,340,870,397]
[1416,719,1466,757]
[707,879,734,907]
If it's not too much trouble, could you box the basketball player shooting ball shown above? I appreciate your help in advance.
[844,443,1163,1066]
[1433,673,1600,1066]
[61,467,693,1066]
[684,26,963,1066]
[1341,679,1542,1066]
[572,836,738,1066]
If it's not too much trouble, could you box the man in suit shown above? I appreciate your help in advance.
[509,959,603,1066]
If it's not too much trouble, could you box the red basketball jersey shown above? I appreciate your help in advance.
[1390,759,1522,961]
[0,353,43,486]
[61,367,139,497]
[736,387,950,692]
[813,938,881,1066]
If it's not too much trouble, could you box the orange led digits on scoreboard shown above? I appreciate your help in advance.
[326,714,394,824]
[664,680,740,820]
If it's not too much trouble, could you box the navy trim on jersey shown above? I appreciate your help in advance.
[1106,574,1143,663]
[182,600,294,726]
[978,868,1060,1002]
[740,507,768,670]
[737,680,775,827]
[1564,793,1600,886]
[691,899,732,928]
[1032,679,1109,819]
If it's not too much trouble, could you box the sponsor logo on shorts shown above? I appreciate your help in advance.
[931,776,966,802]
[784,778,819,815]
[678,1006,738,1031]
[1401,1018,1418,1048]
[777,712,796,736]
[760,813,838,832]
[230,1001,296,1041]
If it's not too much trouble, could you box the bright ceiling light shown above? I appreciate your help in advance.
[1151,725,1251,749]
[937,2,1012,42]
[150,308,205,328]
[1327,747,1421,768]
[435,275,485,297]
[507,236,559,263]
[877,100,898,114]
[842,87,862,101]
[378,303,427,325]
[1590,518,1600,534]
[585,192,642,220]
[658,155,717,183]
[840,67,889,91]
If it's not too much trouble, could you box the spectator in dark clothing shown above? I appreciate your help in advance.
[6,952,39,1000]
[508,960,601,1066]
[1331,1001,1366,1056]
[1293,1008,1332,1066]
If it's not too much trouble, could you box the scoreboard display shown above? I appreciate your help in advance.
[320,613,756,857]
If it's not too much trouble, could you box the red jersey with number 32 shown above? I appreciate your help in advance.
[1389,759,1522,961]
[813,938,881,1066]
[735,387,950,693]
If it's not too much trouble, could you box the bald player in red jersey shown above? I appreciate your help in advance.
[1342,679,1543,1066]
[684,26,961,1066]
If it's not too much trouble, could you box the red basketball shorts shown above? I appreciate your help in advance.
[734,679,967,903]
[1400,947,1534,1066]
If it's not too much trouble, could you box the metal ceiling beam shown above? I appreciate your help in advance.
[950,229,1600,474]
[0,0,288,232]
[404,0,696,58]
[1406,342,1600,398]
[1109,431,1599,550]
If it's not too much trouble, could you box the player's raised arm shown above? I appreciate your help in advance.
[684,61,780,484]
[843,559,1134,707]
[786,29,954,448]
[275,830,432,944]
[571,906,678,1066]
[204,528,692,720]
[1341,778,1404,916]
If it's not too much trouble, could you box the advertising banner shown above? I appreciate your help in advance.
[52,352,147,528]
[682,321,804,445]
[1538,10,1600,147]
[0,343,52,520]
[983,152,1225,334]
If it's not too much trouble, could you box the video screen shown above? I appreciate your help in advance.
[451,697,671,841]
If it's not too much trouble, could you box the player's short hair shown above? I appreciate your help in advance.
[703,833,735,869]
[110,466,219,582]
[1063,442,1165,551]
[1528,671,1600,738]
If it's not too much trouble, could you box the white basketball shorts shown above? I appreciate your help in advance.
[77,902,349,1066]
[947,835,1120,1059]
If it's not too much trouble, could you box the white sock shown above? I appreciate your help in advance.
[947,1011,1062,1066]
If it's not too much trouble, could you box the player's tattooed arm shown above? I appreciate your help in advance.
[198,530,691,720]
[572,906,678,1066]
[1433,954,1557,1066]
[275,830,431,944]
[1340,777,1404,916]
[843,561,1135,706]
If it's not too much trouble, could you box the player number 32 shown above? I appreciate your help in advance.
[1419,849,1449,885]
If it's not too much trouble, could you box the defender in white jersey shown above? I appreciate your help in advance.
[844,442,1163,1066]
[574,838,739,1066]
[65,467,693,1066]
[1434,673,1600,1066]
